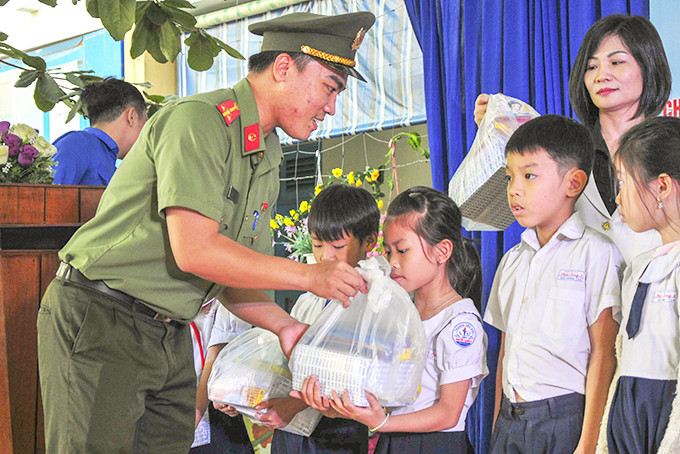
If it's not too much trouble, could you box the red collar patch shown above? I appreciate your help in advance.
[217,100,240,126]
[244,123,260,152]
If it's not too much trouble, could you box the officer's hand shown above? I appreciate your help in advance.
[307,261,367,307]
[277,320,309,359]
[474,93,490,126]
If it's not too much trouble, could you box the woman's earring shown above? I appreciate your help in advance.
[657,196,664,209]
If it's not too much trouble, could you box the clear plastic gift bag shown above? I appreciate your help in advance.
[207,327,322,436]
[290,256,427,407]
[448,93,540,231]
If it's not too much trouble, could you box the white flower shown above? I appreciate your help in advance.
[34,135,57,156]
[0,145,8,165]
[10,123,38,143]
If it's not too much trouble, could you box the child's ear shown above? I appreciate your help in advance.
[434,238,453,264]
[656,173,674,202]
[565,168,588,198]
[362,232,379,253]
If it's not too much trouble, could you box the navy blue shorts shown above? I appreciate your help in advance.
[490,393,585,454]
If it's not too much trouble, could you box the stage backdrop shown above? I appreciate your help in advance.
[651,0,680,117]
[403,1,647,452]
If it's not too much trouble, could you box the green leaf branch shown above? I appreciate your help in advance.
[1,0,244,116]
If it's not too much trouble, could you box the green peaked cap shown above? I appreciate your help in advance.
[249,11,376,82]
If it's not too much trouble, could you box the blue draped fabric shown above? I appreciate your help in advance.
[402,1,648,452]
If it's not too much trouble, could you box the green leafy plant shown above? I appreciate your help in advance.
[270,132,429,262]
[386,131,429,192]
[0,0,243,116]
[270,167,386,262]
[1,0,243,69]
[0,33,176,120]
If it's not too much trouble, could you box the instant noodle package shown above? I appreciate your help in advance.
[448,93,539,230]
[290,256,427,407]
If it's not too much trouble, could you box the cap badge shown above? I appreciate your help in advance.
[351,28,367,51]
[217,100,240,126]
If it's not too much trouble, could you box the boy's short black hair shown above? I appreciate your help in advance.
[308,184,380,243]
[505,114,594,178]
[81,77,146,125]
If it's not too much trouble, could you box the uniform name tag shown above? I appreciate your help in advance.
[653,290,677,304]
[557,269,585,283]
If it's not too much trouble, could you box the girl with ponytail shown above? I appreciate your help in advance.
[326,186,488,453]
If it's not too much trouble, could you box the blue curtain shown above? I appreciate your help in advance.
[402,1,648,452]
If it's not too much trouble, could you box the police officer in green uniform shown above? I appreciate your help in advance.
[37,11,375,453]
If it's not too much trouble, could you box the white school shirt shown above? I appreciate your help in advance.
[484,212,623,402]
[391,298,488,432]
[577,177,661,264]
[619,241,680,380]
[191,299,251,448]
[290,292,328,324]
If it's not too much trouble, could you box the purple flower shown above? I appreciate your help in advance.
[3,133,21,156]
[0,121,9,136]
[18,145,39,166]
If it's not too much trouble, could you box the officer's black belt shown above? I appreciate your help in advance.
[56,262,172,322]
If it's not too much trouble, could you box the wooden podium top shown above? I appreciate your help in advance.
[0,183,105,226]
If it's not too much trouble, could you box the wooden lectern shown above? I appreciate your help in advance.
[0,183,105,454]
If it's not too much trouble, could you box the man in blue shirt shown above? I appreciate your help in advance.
[53,78,147,185]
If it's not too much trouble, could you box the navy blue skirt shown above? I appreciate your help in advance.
[607,376,677,454]
[374,431,473,454]
[271,416,368,454]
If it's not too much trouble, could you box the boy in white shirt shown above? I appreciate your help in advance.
[483,115,623,453]
[218,184,380,453]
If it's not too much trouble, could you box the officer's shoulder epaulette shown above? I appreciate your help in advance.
[216,99,240,126]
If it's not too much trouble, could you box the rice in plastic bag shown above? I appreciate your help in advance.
[208,327,322,436]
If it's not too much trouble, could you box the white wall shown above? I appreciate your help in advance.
[2,0,102,51]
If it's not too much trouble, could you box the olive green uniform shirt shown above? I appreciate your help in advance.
[59,79,282,322]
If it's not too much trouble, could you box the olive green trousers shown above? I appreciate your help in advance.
[37,279,195,453]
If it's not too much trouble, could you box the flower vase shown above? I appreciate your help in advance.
[303,253,316,264]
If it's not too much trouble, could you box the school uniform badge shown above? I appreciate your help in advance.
[452,322,476,348]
